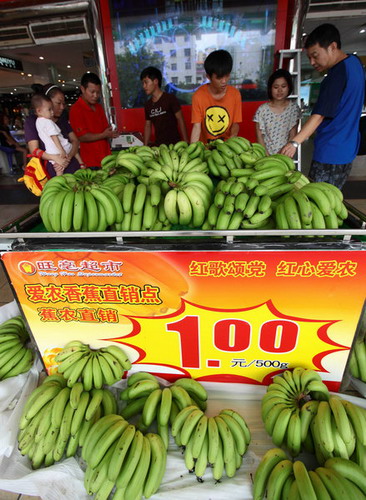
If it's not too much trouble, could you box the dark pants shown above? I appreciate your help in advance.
[308,160,353,190]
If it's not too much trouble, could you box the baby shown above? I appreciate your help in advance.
[32,94,84,175]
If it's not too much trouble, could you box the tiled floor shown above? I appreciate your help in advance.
[0,154,365,499]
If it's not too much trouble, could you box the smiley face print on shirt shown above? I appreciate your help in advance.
[205,106,230,136]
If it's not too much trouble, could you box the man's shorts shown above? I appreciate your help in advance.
[308,160,352,190]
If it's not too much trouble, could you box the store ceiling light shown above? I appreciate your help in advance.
[67,65,71,68]
[39,56,44,60]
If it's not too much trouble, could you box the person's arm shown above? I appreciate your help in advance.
[50,135,67,158]
[175,110,189,142]
[255,123,267,153]
[67,131,80,158]
[144,120,152,146]
[74,152,86,168]
[27,139,68,168]
[229,123,239,138]
[78,127,119,143]
[280,114,324,158]
[288,123,299,142]
[190,122,201,143]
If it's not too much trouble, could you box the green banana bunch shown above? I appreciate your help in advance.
[348,336,366,382]
[40,172,124,232]
[174,405,250,482]
[0,316,33,380]
[254,451,366,500]
[262,368,331,455]
[18,373,116,468]
[120,374,207,444]
[83,410,167,500]
[55,341,131,389]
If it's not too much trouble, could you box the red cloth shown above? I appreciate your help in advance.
[191,84,242,143]
[69,97,111,167]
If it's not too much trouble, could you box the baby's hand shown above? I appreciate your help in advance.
[54,163,64,176]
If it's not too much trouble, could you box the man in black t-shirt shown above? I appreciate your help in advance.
[140,67,188,146]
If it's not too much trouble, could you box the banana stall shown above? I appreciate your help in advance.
[1,183,366,498]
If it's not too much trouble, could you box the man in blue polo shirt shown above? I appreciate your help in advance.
[281,24,365,189]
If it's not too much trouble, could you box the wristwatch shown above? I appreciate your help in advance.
[289,140,300,149]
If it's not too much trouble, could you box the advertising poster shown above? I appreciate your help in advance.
[2,249,366,390]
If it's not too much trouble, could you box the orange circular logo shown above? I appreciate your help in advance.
[18,261,37,275]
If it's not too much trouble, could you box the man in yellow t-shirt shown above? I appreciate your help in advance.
[190,50,242,144]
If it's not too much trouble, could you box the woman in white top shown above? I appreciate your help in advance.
[253,69,301,156]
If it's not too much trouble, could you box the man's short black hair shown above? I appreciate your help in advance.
[81,72,101,88]
[204,49,233,78]
[304,23,342,50]
[140,67,162,87]
[267,69,293,99]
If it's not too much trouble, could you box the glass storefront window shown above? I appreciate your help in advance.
[109,0,277,108]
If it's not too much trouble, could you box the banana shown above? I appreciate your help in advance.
[249,208,272,225]
[101,345,131,371]
[341,399,366,446]
[171,405,198,437]
[285,410,301,457]
[328,395,353,446]
[120,396,148,420]
[115,430,144,489]
[120,182,136,213]
[90,353,103,390]
[220,412,246,456]
[69,382,84,410]
[228,211,244,229]
[316,401,334,453]
[85,388,104,421]
[270,406,293,447]
[164,189,179,224]
[123,435,151,500]
[308,470,332,500]
[66,353,91,388]
[292,190,312,226]
[306,380,330,400]
[70,390,90,436]
[331,415,349,459]
[300,184,331,216]
[234,192,250,212]
[207,203,220,226]
[148,183,162,207]
[81,190,98,232]
[315,466,349,499]
[142,388,162,427]
[266,459,294,500]
[179,408,204,446]
[53,401,75,461]
[220,409,251,445]
[55,189,74,232]
[214,415,234,464]
[144,433,167,498]
[266,182,294,199]
[253,448,288,500]
[87,442,117,494]
[283,195,302,229]
[214,190,226,208]
[176,189,193,226]
[127,371,158,386]
[325,457,366,495]
[128,379,160,399]
[96,352,117,386]
[99,350,124,383]
[354,339,366,382]
[195,433,209,480]
[131,182,147,214]
[206,415,220,465]
[158,387,173,427]
[108,423,136,482]
[242,194,260,219]
[183,185,207,227]
[213,436,225,481]
[300,400,319,442]
[88,418,129,469]
[3,347,33,379]
[293,460,317,500]
[23,383,62,422]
